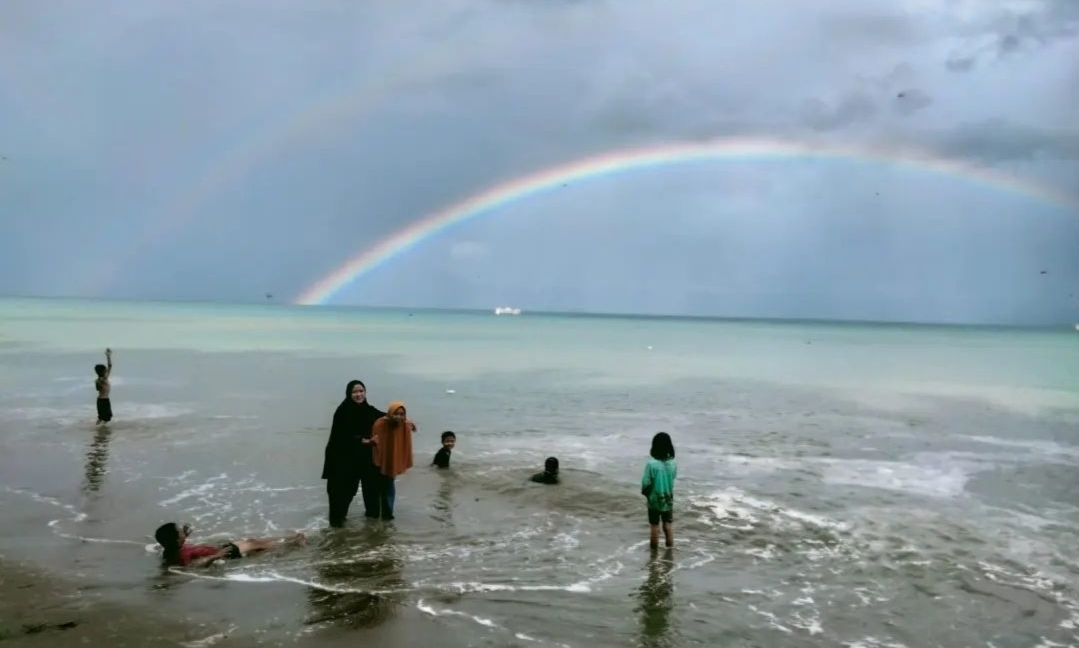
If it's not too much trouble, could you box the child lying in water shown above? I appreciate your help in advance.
[154,522,306,568]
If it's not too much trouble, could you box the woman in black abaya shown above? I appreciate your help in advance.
[322,380,384,526]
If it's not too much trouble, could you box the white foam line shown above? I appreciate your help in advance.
[670,552,716,573]
[434,581,594,594]
[180,626,238,648]
[159,473,229,506]
[417,599,498,629]
[2,488,151,547]
[748,604,793,634]
[232,486,318,493]
[48,528,146,546]
[171,569,411,595]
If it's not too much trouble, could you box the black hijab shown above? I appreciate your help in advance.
[321,380,386,480]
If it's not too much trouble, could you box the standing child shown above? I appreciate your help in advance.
[641,432,677,550]
[433,431,456,468]
[93,348,113,425]
[371,401,415,521]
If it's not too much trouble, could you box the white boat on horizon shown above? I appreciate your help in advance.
[494,306,522,316]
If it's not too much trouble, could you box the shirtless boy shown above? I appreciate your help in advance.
[94,348,113,425]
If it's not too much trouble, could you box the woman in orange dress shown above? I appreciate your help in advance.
[371,401,415,520]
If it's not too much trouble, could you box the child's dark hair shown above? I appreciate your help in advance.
[650,432,675,461]
[545,457,559,473]
[94,364,107,377]
[441,431,456,442]
[154,522,181,561]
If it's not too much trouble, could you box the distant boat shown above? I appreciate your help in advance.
[494,306,522,316]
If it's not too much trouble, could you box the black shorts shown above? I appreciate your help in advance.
[96,398,113,422]
[221,543,242,559]
[648,508,673,525]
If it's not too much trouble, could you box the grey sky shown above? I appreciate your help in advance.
[1,0,1077,324]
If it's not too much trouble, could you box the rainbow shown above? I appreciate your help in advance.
[294,136,1079,306]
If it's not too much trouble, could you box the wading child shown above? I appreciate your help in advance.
[433,431,456,468]
[530,456,560,484]
[93,348,113,424]
[153,522,305,568]
[641,432,677,550]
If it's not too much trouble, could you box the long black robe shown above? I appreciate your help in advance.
[321,381,385,525]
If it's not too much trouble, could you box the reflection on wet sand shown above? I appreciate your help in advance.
[82,427,112,496]
[635,548,675,648]
[304,529,407,631]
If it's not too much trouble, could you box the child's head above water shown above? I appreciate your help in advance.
[154,522,191,554]
[650,432,675,461]
[441,431,456,449]
[94,363,107,378]
[544,456,559,475]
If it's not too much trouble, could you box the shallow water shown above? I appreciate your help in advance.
[1,297,1077,647]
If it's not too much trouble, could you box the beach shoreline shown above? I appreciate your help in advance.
[0,557,254,648]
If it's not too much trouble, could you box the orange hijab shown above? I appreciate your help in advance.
[372,401,414,478]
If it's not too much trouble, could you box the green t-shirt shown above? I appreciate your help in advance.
[641,457,677,511]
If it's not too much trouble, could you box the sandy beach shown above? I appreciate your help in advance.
[0,558,254,648]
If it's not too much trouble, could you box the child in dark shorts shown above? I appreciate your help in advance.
[641,432,677,550]
[93,348,113,424]
[153,522,305,568]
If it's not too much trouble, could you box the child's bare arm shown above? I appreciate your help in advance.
[105,348,112,377]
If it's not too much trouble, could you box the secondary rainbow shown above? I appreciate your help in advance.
[294,136,1079,306]
[81,34,503,297]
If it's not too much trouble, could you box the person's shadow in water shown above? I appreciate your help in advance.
[304,527,407,630]
[634,549,676,648]
[81,426,112,497]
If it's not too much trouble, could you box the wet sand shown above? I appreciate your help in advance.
[0,557,496,648]
[0,558,254,648]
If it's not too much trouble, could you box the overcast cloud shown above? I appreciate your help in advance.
[1,0,1077,324]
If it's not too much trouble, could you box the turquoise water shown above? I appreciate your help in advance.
[1,297,1077,647]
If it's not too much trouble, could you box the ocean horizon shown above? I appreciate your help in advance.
[2,293,1074,330]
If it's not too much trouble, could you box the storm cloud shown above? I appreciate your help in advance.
[1,0,1076,324]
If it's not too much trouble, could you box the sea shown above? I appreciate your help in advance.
[0,296,1077,648]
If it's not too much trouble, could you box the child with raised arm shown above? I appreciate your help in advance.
[641,432,677,550]
[93,348,113,424]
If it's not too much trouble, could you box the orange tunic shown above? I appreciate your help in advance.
[372,417,414,478]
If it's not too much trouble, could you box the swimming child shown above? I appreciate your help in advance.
[153,522,306,568]
[641,432,677,550]
[530,457,560,484]
[93,348,113,425]
[433,431,456,468]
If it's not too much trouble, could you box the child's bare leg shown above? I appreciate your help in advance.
[663,522,674,548]
[649,524,660,550]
